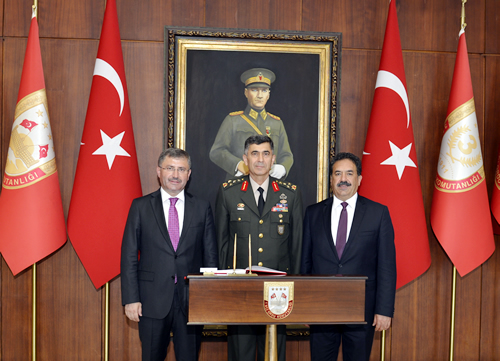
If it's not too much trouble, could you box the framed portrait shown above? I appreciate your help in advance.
[164,26,341,211]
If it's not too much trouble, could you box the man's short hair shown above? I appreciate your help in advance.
[244,135,274,155]
[158,148,191,168]
[330,152,362,176]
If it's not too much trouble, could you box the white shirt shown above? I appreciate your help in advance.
[160,187,185,234]
[331,193,358,245]
[249,176,270,205]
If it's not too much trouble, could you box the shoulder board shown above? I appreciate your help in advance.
[229,111,244,116]
[267,112,281,120]
[277,180,297,191]
[222,177,244,189]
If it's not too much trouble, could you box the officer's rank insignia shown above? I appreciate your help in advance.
[272,181,279,192]
[223,182,228,188]
[241,180,248,191]
[264,282,294,319]
[266,126,271,136]
[237,203,245,210]
[291,185,297,190]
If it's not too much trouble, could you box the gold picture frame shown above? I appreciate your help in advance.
[164,26,341,209]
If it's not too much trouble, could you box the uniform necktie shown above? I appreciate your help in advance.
[168,198,180,251]
[336,202,348,259]
[257,187,265,215]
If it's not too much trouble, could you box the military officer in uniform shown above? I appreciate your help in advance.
[209,68,294,180]
[215,135,302,361]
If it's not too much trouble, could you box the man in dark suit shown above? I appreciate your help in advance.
[301,152,396,361]
[215,135,302,361]
[121,148,218,361]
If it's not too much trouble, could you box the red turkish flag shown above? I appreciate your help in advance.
[360,0,431,289]
[67,0,142,288]
[430,30,495,276]
[0,10,66,275]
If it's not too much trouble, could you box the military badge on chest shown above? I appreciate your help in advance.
[271,193,288,213]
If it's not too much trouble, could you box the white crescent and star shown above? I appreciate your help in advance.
[364,70,416,179]
[93,130,130,170]
[88,59,130,169]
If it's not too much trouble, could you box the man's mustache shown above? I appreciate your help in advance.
[337,181,351,187]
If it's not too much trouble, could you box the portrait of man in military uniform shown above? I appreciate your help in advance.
[209,68,294,180]
[179,47,325,214]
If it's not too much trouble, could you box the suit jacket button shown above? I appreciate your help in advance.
[259,219,264,224]
[258,262,263,266]
[258,248,263,253]
[259,233,264,238]
[339,264,342,268]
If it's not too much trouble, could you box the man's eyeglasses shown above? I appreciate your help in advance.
[159,166,189,174]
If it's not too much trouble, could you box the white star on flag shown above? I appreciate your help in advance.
[380,141,416,180]
[93,129,130,169]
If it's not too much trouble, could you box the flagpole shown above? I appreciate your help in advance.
[32,264,37,361]
[447,5,467,359]
[380,329,386,361]
[104,282,110,361]
[449,266,457,361]
[460,0,467,31]
[31,4,38,360]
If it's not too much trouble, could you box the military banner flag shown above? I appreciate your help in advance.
[360,0,431,289]
[0,9,66,275]
[430,29,495,276]
[67,0,142,288]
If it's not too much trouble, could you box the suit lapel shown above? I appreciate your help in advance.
[178,193,194,249]
[322,198,339,259]
[150,190,172,250]
[343,196,367,258]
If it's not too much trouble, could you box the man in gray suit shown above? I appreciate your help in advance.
[121,148,218,361]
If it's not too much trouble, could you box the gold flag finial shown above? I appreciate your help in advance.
[461,0,467,31]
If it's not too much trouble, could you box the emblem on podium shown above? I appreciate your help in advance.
[263,281,294,319]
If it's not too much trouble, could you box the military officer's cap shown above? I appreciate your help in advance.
[241,68,276,88]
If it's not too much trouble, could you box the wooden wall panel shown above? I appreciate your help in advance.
[336,49,379,153]
[485,0,500,54]
[302,0,485,53]
[117,0,205,41]
[206,0,302,31]
[4,0,103,39]
[397,0,485,54]
[302,0,387,49]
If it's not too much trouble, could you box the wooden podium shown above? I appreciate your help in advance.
[187,274,367,360]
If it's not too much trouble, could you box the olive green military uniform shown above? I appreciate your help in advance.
[209,105,294,179]
[215,175,302,361]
